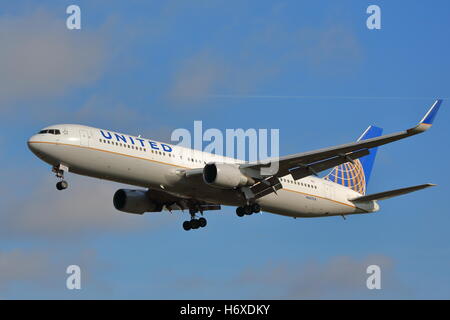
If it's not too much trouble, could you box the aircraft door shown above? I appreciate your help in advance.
[79,130,89,147]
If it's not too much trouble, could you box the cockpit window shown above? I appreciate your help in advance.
[38,129,61,135]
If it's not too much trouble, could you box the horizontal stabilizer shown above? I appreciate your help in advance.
[349,183,436,202]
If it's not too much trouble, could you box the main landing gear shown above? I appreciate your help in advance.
[53,164,69,191]
[236,203,261,217]
[183,207,207,231]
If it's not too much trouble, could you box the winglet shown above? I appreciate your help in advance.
[409,99,443,133]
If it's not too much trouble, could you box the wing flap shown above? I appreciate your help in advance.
[289,149,370,180]
[249,176,283,199]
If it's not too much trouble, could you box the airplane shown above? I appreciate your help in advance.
[27,100,442,231]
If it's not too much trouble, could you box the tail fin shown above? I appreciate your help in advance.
[324,126,383,195]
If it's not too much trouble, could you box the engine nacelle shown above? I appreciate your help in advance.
[113,189,162,214]
[203,163,253,189]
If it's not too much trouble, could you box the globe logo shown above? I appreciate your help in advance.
[324,159,366,195]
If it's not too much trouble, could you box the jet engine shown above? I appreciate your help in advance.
[203,163,253,189]
[113,189,162,214]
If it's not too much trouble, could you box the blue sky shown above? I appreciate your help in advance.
[0,0,449,299]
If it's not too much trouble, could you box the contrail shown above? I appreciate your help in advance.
[207,94,447,100]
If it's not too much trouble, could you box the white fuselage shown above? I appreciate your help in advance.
[27,124,379,218]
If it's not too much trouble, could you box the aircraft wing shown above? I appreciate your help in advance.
[147,187,221,212]
[247,148,370,199]
[349,183,436,202]
[240,100,442,179]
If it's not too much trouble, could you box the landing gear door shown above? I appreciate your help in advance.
[79,130,89,147]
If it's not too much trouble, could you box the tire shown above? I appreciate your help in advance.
[60,180,68,189]
[244,205,253,215]
[191,219,200,229]
[236,207,245,217]
[198,217,207,228]
[251,203,261,213]
[56,180,68,190]
[182,221,191,231]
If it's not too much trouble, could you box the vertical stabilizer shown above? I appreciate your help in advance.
[324,126,383,195]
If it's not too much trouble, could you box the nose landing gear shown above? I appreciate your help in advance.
[52,164,69,191]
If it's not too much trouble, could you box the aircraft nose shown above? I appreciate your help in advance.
[27,134,42,154]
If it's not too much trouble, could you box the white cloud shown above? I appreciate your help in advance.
[234,255,411,299]
[0,249,53,292]
[166,23,363,105]
[1,174,175,240]
[0,10,108,106]
[0,248,110,298]
[168,52,228,103]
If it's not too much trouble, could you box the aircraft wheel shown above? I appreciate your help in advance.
[191,219,200,229]
[56,180,68,190]
[183,221,192,231]
[236,207,245,217]
[244,205,253,215]
[198,217,207,228]
[251,203,261,213]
